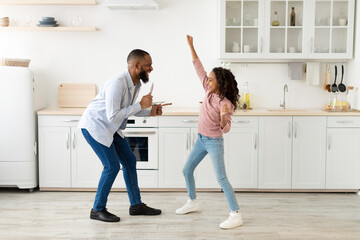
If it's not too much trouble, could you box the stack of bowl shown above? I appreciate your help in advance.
[0,17,9,27]
[37,17,58,27]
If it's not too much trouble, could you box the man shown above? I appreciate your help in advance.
[79,49,162,222]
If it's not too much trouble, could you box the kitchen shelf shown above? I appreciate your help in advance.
[0,0,96,5]
[0,26,98,32]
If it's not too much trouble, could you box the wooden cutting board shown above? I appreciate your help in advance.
[58,83,97,108]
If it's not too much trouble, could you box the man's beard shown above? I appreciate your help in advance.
[139,67,149,83]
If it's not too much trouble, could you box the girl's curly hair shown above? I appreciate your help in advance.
[212,67,240,109]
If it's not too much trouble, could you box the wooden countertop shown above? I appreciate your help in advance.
[37,106,360,116]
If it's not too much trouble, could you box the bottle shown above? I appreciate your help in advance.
[347,86,355,110]
[241,82,250,109]
[272,11,280,26]
[290,7,295,26]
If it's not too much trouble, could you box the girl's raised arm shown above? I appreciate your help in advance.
[187,35,199,61]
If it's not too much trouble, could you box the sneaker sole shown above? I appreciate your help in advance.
[90,215,120,222]
[175,207,199,215]
[219,222,243,229]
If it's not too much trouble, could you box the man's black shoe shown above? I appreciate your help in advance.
[90,208,120,222]
[129,203,162,216]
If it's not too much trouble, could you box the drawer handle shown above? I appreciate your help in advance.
[182,120,198,123]
[233,120,250,124]
[62,120,79,123]
[336,120,354,124]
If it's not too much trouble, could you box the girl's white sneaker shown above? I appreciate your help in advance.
[219,211,243,229]
[175,199,199,214]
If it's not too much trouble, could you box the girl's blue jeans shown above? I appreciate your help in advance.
[182,133,240,211]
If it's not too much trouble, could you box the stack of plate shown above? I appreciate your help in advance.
[0,17,9,27]
[37,17,58,27]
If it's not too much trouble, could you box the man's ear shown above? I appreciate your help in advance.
[134,61,141,71]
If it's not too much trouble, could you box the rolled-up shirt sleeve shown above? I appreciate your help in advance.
[105,80,142,128]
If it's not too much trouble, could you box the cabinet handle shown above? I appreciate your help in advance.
[182,120,198,123]
[72,132,76,149]
[253,133,257,150]
[288,122,291,138]
[328,134,331,150]
[34,141,37,156]
[336,120,354,124]
[294,122,297,139]
[66,133,70,149]
[186,133,189,150]
[192,133,196,147]
[232,120,250,124]
[62,120,79,123]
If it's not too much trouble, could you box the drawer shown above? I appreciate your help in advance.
[231,116,258,128]
[159,116,198,127]
[327,117,360,128]
[38,115,81,127]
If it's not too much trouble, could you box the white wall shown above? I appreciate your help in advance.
[0,0,355,109]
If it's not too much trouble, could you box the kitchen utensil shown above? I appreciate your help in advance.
[58,83,97,107]
[326,65,331,92]
[338,65,346,92]
[323,64,328,90]
[149,83,154,94]
[160,103,172,107]
[331,65,338,92]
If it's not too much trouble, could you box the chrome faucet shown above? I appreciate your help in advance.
[280,84,288,109]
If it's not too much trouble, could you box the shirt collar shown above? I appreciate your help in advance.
[125,70,142,90]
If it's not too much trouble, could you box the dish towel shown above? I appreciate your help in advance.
[306,62,320,86]
[288,63,304,80]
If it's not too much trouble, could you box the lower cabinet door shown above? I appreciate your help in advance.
[39,126,71,188]
[71,127,102,188]
[326,128,360,189]
[114,170,158,189]
[258,117,292,189]
[226,128,258,189]
[292,117,326,189]
[158,128,190,188]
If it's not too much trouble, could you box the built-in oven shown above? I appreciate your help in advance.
[122,117,158,170]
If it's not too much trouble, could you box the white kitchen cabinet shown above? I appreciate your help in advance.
[38,116,100,189]
[219,0,265,59]
[326,117,360,189]
[158,128,191,188]
[292,117,326,189]
[259,117,292,188]
[158,117,218,189]
[38,126,72,188]
[225,117,258,188]
[71,127,102,188]
[219,0,355,60]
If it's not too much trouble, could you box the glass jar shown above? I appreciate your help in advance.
[347,86,355,110]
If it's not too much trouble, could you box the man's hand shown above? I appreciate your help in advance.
[140,93,153,109]
[150,105,162,116]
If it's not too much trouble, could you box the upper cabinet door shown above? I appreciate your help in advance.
[218,0,355,60]
[219,0,265,60]
[308,0,355,59]
[264,0,305,59]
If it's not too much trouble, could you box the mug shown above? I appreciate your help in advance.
[289,47,296,53]
[338,18,347,26]
[244,45,251,53]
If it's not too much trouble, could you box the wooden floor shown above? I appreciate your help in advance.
[0,189,360,240]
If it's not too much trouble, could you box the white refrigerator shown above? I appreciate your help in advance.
[0,66,37,191]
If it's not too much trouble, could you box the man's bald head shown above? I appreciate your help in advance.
[127,49,150,65]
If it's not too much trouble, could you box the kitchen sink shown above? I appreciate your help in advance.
[267,109,308,112]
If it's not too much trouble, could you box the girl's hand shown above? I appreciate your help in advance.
[186,34,193,47]
[221,104,229,117]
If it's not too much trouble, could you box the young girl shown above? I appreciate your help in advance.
[175,35,242,229]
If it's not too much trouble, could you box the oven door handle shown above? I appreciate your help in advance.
[124,131,157,135]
